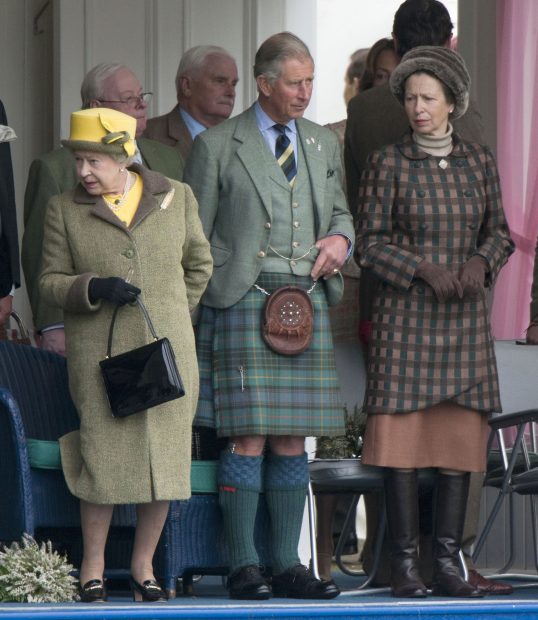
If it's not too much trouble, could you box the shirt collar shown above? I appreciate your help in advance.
[254,101,297,136]
[179,107,207,140]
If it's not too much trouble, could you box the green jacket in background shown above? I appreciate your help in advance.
[22,138,183,331]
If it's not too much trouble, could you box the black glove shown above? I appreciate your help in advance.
[88,277,141,305]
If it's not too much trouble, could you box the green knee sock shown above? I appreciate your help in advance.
[218,451,263,573]
[264,452,309,574]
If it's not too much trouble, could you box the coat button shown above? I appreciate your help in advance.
[257,251,266,258]
[264,222,271,229]
[417,190,426,198]
[292,202,299,208]
[292,241,300,248]
[419,223,428,230]
[124,249,134,258]
[464,190,474,198]
[293,221,300,228]
[290,260,297,267]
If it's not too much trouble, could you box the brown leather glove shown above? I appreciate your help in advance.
[415,260,463,303]
[458,255,487,297]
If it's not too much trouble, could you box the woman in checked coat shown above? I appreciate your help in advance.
[355,47,514,599]
[40,108,212,602]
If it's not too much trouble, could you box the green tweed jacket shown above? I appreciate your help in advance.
[183,104,354,309]
[22,138,183,331]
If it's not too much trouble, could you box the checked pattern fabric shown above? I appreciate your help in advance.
[274,123,297,186]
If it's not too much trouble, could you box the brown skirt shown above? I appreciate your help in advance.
[361,401,489,472]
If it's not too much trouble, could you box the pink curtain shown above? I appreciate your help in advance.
[490,0,538,339]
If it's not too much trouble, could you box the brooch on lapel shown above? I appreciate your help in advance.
[160,188,175,210]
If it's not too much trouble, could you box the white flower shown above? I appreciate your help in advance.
[0,534,78,603]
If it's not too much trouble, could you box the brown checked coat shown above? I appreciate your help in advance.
[356,133,514,415]
[39,165,212,504]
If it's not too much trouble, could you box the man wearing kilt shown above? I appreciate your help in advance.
[183,32,354,600]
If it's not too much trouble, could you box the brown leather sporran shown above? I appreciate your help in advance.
[261,285,314,356]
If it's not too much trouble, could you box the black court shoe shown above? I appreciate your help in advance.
[78,579,107,603]
[130,577,168,602]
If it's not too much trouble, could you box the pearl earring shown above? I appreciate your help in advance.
[119,167,125,173]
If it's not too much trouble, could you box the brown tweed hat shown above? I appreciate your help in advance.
[390,46,470,119]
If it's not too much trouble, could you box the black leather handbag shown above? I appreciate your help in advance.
[100,298,184,418]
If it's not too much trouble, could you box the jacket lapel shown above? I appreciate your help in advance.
[297,119,326,231]
[235,106,273,217]
[167,106,193,162]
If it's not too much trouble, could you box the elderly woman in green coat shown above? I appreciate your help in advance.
[39,108,212,602]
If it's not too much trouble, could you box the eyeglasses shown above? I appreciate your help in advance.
[98,92,153,107]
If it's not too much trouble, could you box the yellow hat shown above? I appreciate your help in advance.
[61,108,136,157]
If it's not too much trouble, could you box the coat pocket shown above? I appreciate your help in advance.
[210,244,231,267]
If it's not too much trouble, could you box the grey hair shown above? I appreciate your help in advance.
[253,32,313,84]
[80,63,126,108]
[109,152,133,166]
[175,45,235,95]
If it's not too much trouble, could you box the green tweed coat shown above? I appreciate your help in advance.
[356,133,514,415]
[183,104,355,309]
[39,165,212,504]
[23,139,183,332]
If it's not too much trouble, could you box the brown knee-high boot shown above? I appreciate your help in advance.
[432,472,483,597]
[385,469,427,598]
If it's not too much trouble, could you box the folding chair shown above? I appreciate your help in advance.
[472,408,538,586]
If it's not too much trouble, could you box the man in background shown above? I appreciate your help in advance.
[144,45,238,163]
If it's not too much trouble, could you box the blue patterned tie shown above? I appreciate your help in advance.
[274,124,297,187]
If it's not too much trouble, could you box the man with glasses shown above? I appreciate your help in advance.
[144,45,238,164]
[22,63,183,355]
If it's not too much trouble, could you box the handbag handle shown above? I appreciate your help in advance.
[105,298,159,359]
[9,312,31,340]
[0,311,31,343]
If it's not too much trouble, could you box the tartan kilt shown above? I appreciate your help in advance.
[195,273,345,437]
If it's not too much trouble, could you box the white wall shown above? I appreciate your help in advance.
[315,0,458,125]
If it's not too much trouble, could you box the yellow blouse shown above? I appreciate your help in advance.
[103,173,143,227]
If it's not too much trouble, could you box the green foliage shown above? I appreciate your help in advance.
[316,405,367,459]
[0,534,78,603]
